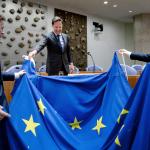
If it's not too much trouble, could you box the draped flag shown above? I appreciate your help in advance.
[107,63,150,150]
[1,53,133,150]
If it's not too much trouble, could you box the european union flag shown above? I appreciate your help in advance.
[1,53,132,150]
[107,63,150,150]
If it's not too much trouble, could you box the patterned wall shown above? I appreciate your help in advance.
[0,0,47,70]
[55,8,87,70]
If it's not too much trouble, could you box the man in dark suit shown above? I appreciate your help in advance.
[119,49,150,62]
[28,16,74,75]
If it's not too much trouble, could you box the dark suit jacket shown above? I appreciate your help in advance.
[0,64,14,106]
[130,52,150,62]
[35,32,72,75]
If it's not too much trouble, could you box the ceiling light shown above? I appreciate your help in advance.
[113,4,118,7]
[104,1,108,5]
[129,10,133,13]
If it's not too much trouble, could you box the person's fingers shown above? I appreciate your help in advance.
[0,115,4,120]
[0,110,11,118]
[22,70,26,74]
[28,54,33,59]
[118,49,124,55]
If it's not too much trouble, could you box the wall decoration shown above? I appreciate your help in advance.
[7,42,12,47]
[0,0,47,70]
[34,17,40,22]
[9,9,15,14]
[28,2,33,7]
[1,3,6,8]
[1,52,8,56]
[14,50,19,54]
[36,9,40,14]
[20,2,25,7]
[4,60,10,66]
[7,18,13,23]
[24,17,28,22]
[7,31,11,34]
[27,10,32,15]
[20,25,26,31]
[10,37,15,41]
[32,23,37,27]
[12,0,18,4]
[15,27,22,33]
[17,7,23,14]
[18,42,25,48]
[15,15,21,20]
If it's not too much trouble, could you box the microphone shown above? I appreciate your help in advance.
[87,51,96,73]
[87,52,91,55]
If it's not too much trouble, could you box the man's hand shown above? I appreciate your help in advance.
[28,50,37,59]
[118,49,132,56]
[69,63,75,74]
[0,105,10,120]
[14,70,26,79]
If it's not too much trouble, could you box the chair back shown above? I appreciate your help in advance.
[5,65,22,73]
[121,64,137,75]
[39,65,46,72]
[132,64,143,71]
[86,65,103,72]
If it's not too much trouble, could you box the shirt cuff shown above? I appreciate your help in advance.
[14,73,20,79]
[126,51,132,57]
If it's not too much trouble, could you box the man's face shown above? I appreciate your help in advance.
[52,21,62,35]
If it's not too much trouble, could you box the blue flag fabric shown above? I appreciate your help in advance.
[107,63,150,150]
[1,53,132,150]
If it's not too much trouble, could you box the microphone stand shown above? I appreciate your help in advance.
[87,52,96,73]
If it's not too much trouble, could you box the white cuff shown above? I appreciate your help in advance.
[14,73,20,79]
[125,51,132,57]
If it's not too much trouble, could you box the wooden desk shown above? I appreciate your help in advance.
[128,75,140,88]
[3,73,140,101]
[3,81,14,103]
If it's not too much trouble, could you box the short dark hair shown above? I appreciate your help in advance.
[52,16,62,25]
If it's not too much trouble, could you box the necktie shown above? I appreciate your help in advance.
[57,35,64,51]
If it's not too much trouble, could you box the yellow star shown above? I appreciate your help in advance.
[37,99,47,115]
[69,117,82,130]
[22,115,40,136]
[117,109,129,123]
[92,116,106,135]
[115,136,121,147]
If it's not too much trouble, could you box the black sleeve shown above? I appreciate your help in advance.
[2,72,15,81]
[34,34,48,53]
[130,52,150,62]
[66,36,73,64]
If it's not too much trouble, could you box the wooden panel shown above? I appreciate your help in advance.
[3,81,14,102]
[128,75,140,88]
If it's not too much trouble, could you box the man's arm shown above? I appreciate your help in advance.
[2,70,25,81]
[119,49,150,62]
[29,34,48,58]
[2,73,14,81]
[66,36,74,72]
[130,52,150,62]
[0,105,10,120]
